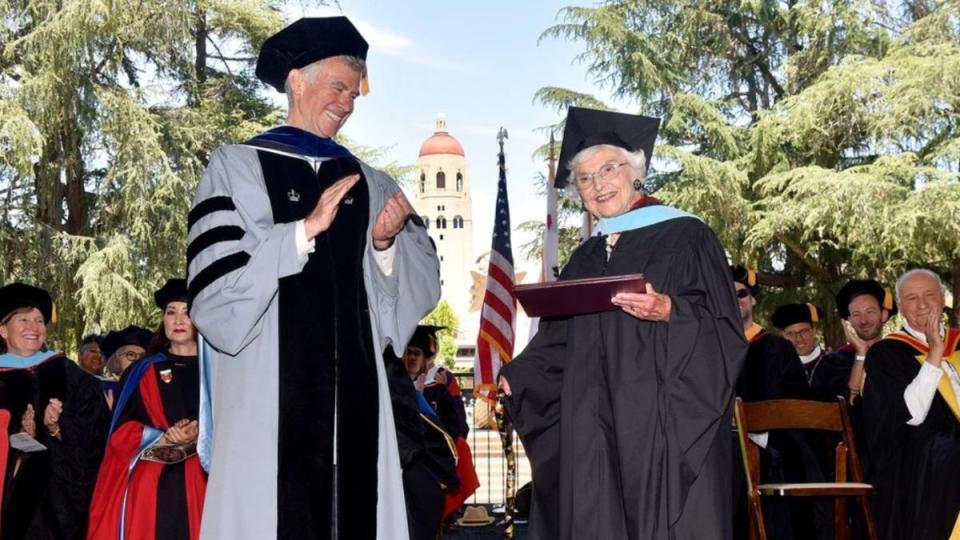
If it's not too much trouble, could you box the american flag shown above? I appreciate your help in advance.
[474,129,515,399]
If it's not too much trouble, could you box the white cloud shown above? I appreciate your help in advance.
[352,20,413,56]
[293,6,468,72]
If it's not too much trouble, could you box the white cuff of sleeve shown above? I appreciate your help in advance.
[295,220,315,257]
[904,362,943,426]
[373,242,396,276]
[748,432,769,449]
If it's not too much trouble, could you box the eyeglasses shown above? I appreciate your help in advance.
[573,162,630,187]
[735,289,751,299]
[784,328,814,340]
[118,350,144,361]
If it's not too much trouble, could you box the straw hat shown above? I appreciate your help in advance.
[457,505,496,527]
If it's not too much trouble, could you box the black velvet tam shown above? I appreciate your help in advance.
[256,16,368,92]
[154,278,188,310]
[771,303,825,329]
[101,325,153,358]
[835,279,897,318]
[556,107,660,188]
[0,282,53,322]
[730,265,760,298]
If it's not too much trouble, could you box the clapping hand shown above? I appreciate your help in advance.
[923,311,945,368]
[43,399,63,439]
[304,174,361,239]
[21,404,36,438]
[372,192,413,250]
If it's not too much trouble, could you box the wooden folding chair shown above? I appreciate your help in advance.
[733,397,878,540]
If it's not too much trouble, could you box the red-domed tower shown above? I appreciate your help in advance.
[412,114,476,361]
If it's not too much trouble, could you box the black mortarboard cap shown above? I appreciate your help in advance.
[771,303,824,330]
[81,334,104,346]
[835,280,897,319]
[730,265,760,298]
[0,282,53,322]
[256,17,369,93]
[407,325,447,356]
[556,107,660,189]
[154,278,189,310]
[101,325,153,359]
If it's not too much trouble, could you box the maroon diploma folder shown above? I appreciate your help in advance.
[514,273,647,318]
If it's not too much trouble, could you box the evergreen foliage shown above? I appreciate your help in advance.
[0,1,405,352]
[535,0,960,343]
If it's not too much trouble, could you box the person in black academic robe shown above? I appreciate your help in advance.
[390,333,458,540]
[863,269,960,540]
[87,279,207,540]
[729,267,811,540]
[810,279,896,486]
[0,282,110,540]
[500,108,746,540]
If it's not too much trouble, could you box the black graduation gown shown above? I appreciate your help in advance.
[733,331,815,540]
[0,355,110,540]
[862,331,960,540]
[737,331,808,402]
[382,347,456,540]
[501,217,747,540]
[423,382,468,440]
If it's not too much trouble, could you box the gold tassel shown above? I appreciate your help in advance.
[360,74,370,96]
[883,288,894,311]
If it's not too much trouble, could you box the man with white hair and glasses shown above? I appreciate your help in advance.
[862,268,960,540]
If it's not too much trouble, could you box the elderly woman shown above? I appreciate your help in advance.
[88,279,206,540]
[0,282,109,539]
[499,107,746,540]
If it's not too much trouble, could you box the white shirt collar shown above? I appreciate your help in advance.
[902,321,945,344]
[799,345,822,365]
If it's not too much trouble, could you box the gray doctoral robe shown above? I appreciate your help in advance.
[188,143,440,540]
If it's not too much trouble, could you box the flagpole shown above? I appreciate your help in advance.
[542,132,558,282]
[493,127,517,540]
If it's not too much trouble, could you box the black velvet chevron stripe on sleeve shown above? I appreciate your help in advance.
[188,196,237,229]
[188,251,252,301]
[187,225,246,265]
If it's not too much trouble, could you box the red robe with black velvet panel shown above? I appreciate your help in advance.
[88,355,206,540]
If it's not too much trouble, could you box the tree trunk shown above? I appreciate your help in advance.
[34,133,65,230]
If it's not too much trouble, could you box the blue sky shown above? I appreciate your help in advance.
[288,0,628,278]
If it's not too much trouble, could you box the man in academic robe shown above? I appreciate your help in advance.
[862,268,960,540]
[772,303,829,387]
[732,267,808,402]
[499,107,747,540]
[813,280,896,404]
[409,326,478,526]
[187,17,440,540]
[730,266,809,540]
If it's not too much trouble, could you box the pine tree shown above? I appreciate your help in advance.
[535,1,960,342]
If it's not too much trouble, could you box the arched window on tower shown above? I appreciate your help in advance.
[456,172,463,192]
[436,216,447,229]
[436,171,446,189]
[453,215,464,229]
[419,173,426,193]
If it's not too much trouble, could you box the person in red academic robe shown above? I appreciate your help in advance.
[88,279,206,540]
